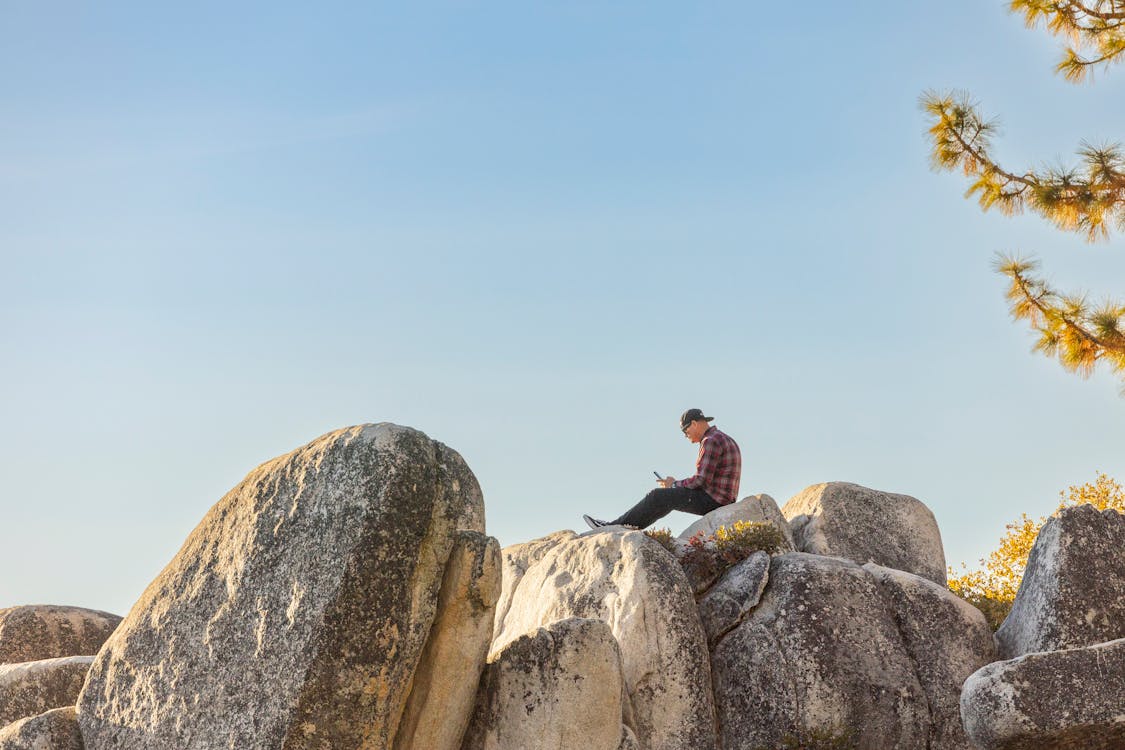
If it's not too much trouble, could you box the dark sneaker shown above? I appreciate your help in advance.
[583,514,609,530]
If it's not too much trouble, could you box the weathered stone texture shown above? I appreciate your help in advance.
[995,504,1125,659]
[0,607,119,665]
[490,529,717,750]
[711,553,929,750]
[961,636,1125,750]
[678,493,795,550]
[696,551,770,647]
[0,707,83,750]
[0,656,92,728]
[782,482,947,585]
[394,530,501,750]
[77,423,484,750]
[864,563,996,750]
[462,618,630,750]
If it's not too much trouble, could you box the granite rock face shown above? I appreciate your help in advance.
[711,553,929,750]
[77,423,485,750]
[0,656,92,728]
[995,504,1125,659]
[0,707,83,750]
[961,636,1125,750]
[864,563,996,750]
[782,482,947,585]
[0,606,120,665]
[491,529,717,750]
[678,494,795,550]
[462,618,633,750]
[394,530,501,750]
[696,551,770,647]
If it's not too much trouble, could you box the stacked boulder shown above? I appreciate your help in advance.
[782,481,948,585]
[0,708,83,750]
[4,423,1120,750]
[0,424,501,750]
[462,617,638,750]
[479,528,716,750]
[960,504,1125,750]
[701,483,993,750]
[0,605,120,749]
[71,423,499,750]
[466,482,995,750]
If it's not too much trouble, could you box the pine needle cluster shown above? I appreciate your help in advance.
[922,91,1125,240]
[948,472,1125,630]
[1010,0,1125,82]
[996,255,1125,389]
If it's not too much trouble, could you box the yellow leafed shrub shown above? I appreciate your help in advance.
[948,472,1124,630]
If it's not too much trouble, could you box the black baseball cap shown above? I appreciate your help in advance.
[680,408,714,430]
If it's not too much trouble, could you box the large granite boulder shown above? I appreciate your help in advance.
[77,423,486,750]
[462,617,635,750]
[961,636,1125,750]
[711,553,929,750]
[0,707,83,750]
[491,529,717,750]
[995,504,1125,659]
[0,656,92,728]
[678,494,795,550]
[0,606,120,665]
[394,530,501,750]
[864,563,996,750]
[782,482,947,585]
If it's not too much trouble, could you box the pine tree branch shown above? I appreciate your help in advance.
[1011,1,1125,79]
[1059,1,1125,23]
[922,92,1125,239]
[997,255,1125,385]
[923,5,1125,394]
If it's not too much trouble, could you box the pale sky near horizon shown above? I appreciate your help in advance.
[3,2,1123,616]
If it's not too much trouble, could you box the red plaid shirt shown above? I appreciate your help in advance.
[673,426,741,505]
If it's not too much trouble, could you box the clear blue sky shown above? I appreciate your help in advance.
[3,2,1122,615]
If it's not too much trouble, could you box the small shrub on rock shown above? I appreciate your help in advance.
[643,527,678,555]
[713,520,786,559]
[679,521,785,592]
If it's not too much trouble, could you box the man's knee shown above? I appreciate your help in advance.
[640,487,679,511]
[643,487,674,503]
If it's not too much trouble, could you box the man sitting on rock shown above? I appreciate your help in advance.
[584,408,741,530]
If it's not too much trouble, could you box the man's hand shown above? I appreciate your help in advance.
[658,476,676,489]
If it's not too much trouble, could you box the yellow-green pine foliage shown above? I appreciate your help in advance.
[920,0,1125,391]
[1008,0,1125,82]
[994,256,1125,389]
[921,91,1125,241]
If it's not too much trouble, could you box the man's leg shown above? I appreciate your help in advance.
[610,487,720,529]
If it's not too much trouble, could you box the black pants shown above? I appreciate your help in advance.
[611,486,721,529]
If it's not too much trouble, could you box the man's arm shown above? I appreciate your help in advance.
[674,438,721,490]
